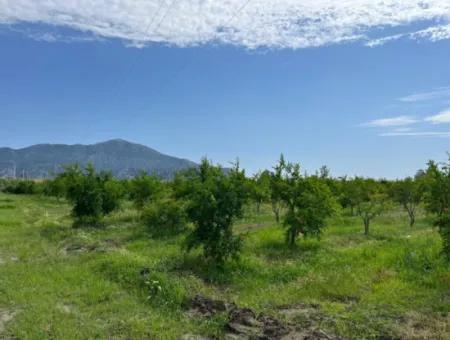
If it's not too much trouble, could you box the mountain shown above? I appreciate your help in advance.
[0,139,197,179]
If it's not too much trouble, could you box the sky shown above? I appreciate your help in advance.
[1,1,450,179]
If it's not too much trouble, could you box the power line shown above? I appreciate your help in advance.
[112,0,178,89]
[84,0,253,143]
[83,0,178,141]
[122,0,254,128]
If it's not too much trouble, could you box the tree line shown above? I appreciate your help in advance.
[1,155,450,265]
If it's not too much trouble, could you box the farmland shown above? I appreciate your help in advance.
[0,192,449,339]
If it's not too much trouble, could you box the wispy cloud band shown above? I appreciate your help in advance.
[425,108,450,124]
[380,131,450,137]
[1,1,450,49]
[362,116,418,127]
[398,87,450,102]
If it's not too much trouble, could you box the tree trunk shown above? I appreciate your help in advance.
[287,228,296,247]
[404,204,416,227]
[409,213,415,227]
[272,202,280,223]
[364,219,370,236]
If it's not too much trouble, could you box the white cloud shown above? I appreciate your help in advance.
[392,127,414,132]
[398,87,450,102]
[1,1,450,49]
[410,23,450,41]
[425,108,450,124]
[365,33,405,47]
[363,115,418,127]
[380,131,450,137]
[365,23,450,47]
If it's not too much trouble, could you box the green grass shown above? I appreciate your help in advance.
[0,193,449,339]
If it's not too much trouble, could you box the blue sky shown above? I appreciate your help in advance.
[1,1,450,178]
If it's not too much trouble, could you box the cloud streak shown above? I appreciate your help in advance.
[398,87,450,102]
[362,116,418,127]
[1,1,450,49]
[425,108,450,124]
[380,131,450,137]
[365,23,450,47]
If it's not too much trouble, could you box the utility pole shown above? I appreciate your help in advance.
[12,161,16,179]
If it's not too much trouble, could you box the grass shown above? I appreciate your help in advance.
[0,193,449,339]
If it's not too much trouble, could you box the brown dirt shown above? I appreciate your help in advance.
[187,295,344,339]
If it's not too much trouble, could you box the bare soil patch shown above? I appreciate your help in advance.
[187,295,344,339]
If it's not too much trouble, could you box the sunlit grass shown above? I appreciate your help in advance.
[0,192,449,338]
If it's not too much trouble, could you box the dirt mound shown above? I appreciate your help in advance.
[188,294,235,317]
[227,307,290,339]
[187,295,343,339]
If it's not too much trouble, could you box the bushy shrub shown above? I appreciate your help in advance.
[129,173,164,209]
[273,156,337,246]
[175,158,248,266]
[248,170,271,214]
[42,176,68,199]
[435,215,450,260]
[424,159,450,259]
[3,180,36,194]
[142,199,187,237]
[0,178,8,192]
[63,164,123,226]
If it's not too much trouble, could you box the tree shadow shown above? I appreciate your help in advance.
[254,238,322,262]
[161,251,262,285]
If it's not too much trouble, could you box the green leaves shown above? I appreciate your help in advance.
[128,172,164,209]
[176,158,247,266]
[62,164,123,226]
[273,156,337,246]
[424,158,450,259]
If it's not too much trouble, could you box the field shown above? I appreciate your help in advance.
[0,192,449,339]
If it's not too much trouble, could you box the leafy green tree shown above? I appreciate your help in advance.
[423,159,450,258]
[129,172,163,209]
[3,180,36,195]
[99,174,124,215]
[275,157,337,247]
[390,177,424,227]
[424,160,450,217]
[354,179,389,235]
[175,158,247,266]
[248,170,271,214]
[338,177,361,215]
[64,164,123,226]
[43,176,67,200]
[142,198,187,237]
[269,155,286,223]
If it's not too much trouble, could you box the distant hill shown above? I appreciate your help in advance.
[0,139,197,179]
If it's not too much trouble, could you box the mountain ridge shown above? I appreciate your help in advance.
[0,139,197,179]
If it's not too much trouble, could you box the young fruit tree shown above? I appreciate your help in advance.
[129,172,163,209]
[175,158,248,266]
[337,177,361,216]
[424,159,450,258]
[142,198,187,237]
[63,164,123,226]
[354,179,389,236]
[274,157,337,247]
[269,154,286,224]
[248,170,271,214]
[390,177,424,227]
